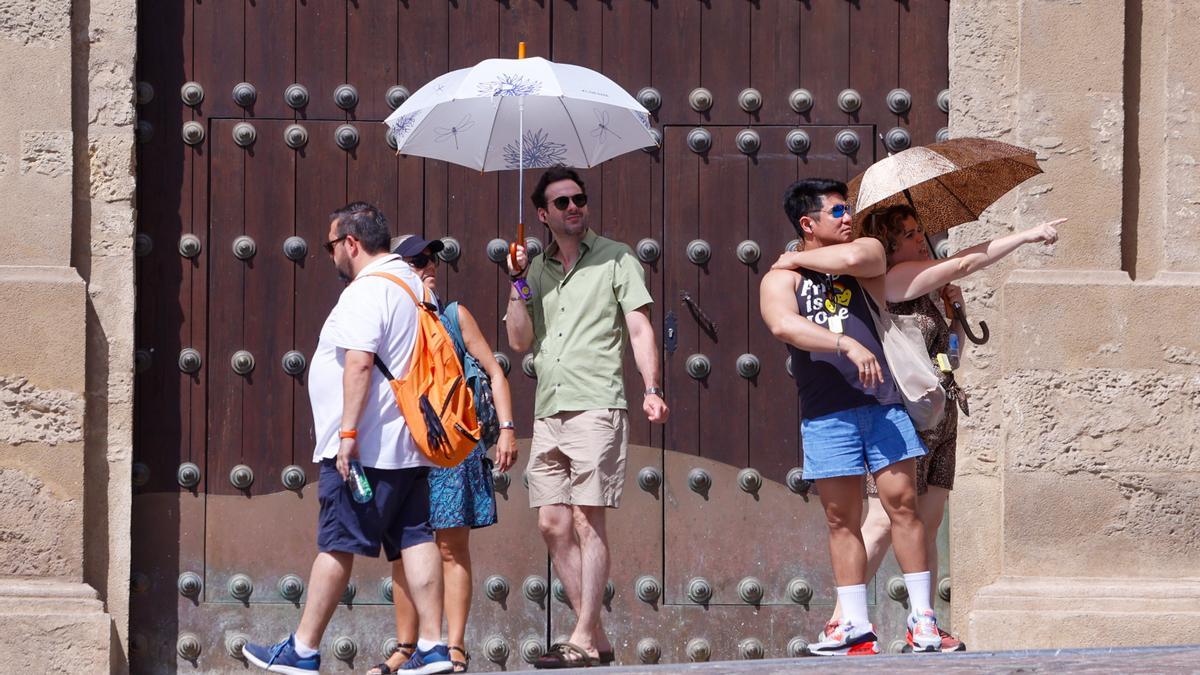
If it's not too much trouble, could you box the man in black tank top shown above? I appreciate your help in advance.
[759,179,944,655]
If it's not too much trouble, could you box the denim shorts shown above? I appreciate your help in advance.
[801,404,927,480]
[317,459,434,561]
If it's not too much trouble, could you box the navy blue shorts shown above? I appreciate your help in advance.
[317,459,434,561]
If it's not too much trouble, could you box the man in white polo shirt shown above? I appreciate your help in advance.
[243,202,453,675]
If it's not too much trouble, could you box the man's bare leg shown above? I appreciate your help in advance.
[829,496,892,623]
[816,475,868,585]
[295,551,354,649]
[400,540,445,643]
[570,505,610,655]
[871,460,927,573]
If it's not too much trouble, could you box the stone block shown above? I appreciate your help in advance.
[1002,270,1200,371]
[947,474,1003,637]
[0,376,83,448]
[0,267,86,391]
[0,0,70,46]
[0,580,109,671]
[1002,472,1200,579]
[969,576,1200,650]
[19,130,71,178]
[0,467,81,577]
[88,132,135,203]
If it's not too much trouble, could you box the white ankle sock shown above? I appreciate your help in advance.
[903,571,934,616]
[292,635,318,658]
[835,584,870,630]
[417,638,442,652]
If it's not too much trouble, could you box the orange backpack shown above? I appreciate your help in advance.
[368,272,481,468]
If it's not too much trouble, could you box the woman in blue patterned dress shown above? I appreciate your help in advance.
[370,236,517,674]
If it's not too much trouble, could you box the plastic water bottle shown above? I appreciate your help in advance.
[348,460,373,504]
[948,333,961,370]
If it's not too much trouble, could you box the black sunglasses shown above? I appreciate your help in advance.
[405,252,439,269]
[550,193,588,210]
[323,235,349,254]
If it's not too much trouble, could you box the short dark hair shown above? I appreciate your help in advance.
[329,201,391,254]
[782,178,848,235]
[531,166,585,210]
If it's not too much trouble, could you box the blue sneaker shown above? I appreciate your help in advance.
[400,644,454,674]
[242,634,320,674]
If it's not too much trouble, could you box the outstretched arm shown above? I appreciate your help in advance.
[884,218,1064,303]
[770,237,888,278]
[759,270,884,388]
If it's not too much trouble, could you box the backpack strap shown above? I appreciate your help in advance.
[363,271,432,380]
[439,302,468,362]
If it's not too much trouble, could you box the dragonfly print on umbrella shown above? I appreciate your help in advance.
[591,109,624,142]
[434,114,476,150]
[476,73,543,98]
[504,128,568,169]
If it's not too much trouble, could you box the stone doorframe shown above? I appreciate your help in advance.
[0,0,137,671]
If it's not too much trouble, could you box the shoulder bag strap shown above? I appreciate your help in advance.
[363,271,427,380]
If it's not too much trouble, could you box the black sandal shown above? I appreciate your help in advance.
[448,645,471,672]
[597,649,615,665]
[533,642,599,669]
[366,642,416,674]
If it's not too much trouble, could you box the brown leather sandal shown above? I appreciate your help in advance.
[533,642,598,669]
[366,642,416,674]
[448,645,471,672]
[597,649,615,665]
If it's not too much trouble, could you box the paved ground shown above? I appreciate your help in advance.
[507,644,1200,673]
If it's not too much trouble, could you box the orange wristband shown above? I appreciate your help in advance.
[338,429,357,439]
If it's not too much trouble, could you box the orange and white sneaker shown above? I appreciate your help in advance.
[808,620,880,657]
[936,627,965,651]
[905,610,943,653]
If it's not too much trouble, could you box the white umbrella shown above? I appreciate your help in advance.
[384,56,656,171]
[382,51,657,275]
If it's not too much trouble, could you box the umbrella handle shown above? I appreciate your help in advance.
[509,221,526,274]
[951,301,990,345]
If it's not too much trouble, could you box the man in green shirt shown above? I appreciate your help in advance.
[506,166,669,668]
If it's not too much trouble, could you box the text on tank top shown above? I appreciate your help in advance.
[786,270,901,419]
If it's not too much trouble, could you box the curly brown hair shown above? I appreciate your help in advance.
[858,204,918,262]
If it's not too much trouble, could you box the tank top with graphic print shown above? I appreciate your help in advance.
[786,270,901,420]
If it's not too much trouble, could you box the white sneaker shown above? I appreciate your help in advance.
[906,609,943,653]
[808,620,880,656]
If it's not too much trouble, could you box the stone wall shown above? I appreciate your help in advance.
[949,0,1200,649]
[0,0,135,670]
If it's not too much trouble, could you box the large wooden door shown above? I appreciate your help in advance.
[132,1,949,671]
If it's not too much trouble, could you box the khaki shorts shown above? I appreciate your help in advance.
[527,409,629,508]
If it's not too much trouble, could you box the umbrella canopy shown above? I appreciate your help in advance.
[383,56,656,171]
[847,137,1042,236]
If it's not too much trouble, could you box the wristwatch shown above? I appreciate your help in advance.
[644,386,664,398]
[498,421,515,430]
